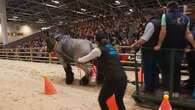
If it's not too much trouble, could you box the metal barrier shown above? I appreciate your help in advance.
[132,47,195,109]
[0,46,193,109]
[0,48,59,63]
[0,46,137,70]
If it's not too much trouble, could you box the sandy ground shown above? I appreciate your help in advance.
[0,59,150,110]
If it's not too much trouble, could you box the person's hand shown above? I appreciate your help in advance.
[130,43,136,48]
[130,41,138,48]
[192,43,195,49]
[184,48,191,53]
[76,58,82,68]
[154,45,161,51]
[76,63,83,68]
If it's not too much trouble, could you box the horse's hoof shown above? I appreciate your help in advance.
[65,77,74,84]
[79,76,89,86]
[79,80,88,86]
[66,80,73,84]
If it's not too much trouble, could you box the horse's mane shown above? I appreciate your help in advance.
[55,34,71,41]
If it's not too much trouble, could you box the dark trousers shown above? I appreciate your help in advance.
[186,51,195,91]
[98,78,127,110]
[159,50,183,92]
[142,50,160,91]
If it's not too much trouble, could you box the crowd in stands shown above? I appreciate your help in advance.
[14,37,47,57]
[11,15,146,54]
[70,16,145,46]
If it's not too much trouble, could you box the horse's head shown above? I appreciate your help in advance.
[42,30,56,53]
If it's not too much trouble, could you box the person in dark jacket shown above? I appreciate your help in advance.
[131,9,161,93]
[77,32,127,110]
[154,1,195,97]
[186,31,195,98]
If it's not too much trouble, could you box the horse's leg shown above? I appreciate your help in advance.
[63,63,74,84]
[80,73,90,86]
[57,54,74,85]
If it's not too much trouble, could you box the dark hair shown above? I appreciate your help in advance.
[95,32,106,42]
[143,8,162,19]
[95,32,109,45]
[167,1,179,11]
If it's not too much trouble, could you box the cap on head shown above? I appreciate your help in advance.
[143,8,161,18]
[167,1,179,11]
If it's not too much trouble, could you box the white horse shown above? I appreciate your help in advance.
[43,31,96,85]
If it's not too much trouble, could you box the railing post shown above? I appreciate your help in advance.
[16,48,19,60]
[115,45,120,52]
[6,48,8,59]
[134,49,139,96]
[169,49,175,99]
[49,53,52,63]
[30,47,33,62]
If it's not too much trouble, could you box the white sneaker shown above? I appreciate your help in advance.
[89,76,96,86]
[90,76,96,83]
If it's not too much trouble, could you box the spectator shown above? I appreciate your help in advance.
[186,30,195,98]
[131,9,161,93]
[154,1,195,97]
[77,32,127,110]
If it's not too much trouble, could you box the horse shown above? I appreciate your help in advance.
[43,30,96,85]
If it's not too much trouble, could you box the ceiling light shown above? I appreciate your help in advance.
[129,9,133,12]
[13,16,18,19]
[52,0,59,4]
[38,18,44,21]
[59,21,63,25]
[35,20,46,24]
[73,10,85,15]
[43,3,58,8]
[115,0,120,4]
[41,26,52,30]
[81,8,86,12]
[8,18,17,21]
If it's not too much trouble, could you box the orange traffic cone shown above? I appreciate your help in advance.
[138,67,144,83]
[106,95,118,110]
[159,95,172,110]
[43,75,57,95]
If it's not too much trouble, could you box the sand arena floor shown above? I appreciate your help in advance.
[0,59,150,110]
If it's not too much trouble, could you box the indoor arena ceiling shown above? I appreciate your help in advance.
[6,0,195,25]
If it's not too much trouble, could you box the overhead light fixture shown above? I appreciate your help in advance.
[38,18,44,22]
[35,20,46,24]
[129,9,133,12]
[13,16,18,19]
[41,26,52,30]
[43,3,58,8]
[52,0,60,4]
[72,10,85,15]
[8,18,17,21]
[81,8,86,12]
[92,15,97,18]
[58,21,63,25]
[115,0,120,4]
